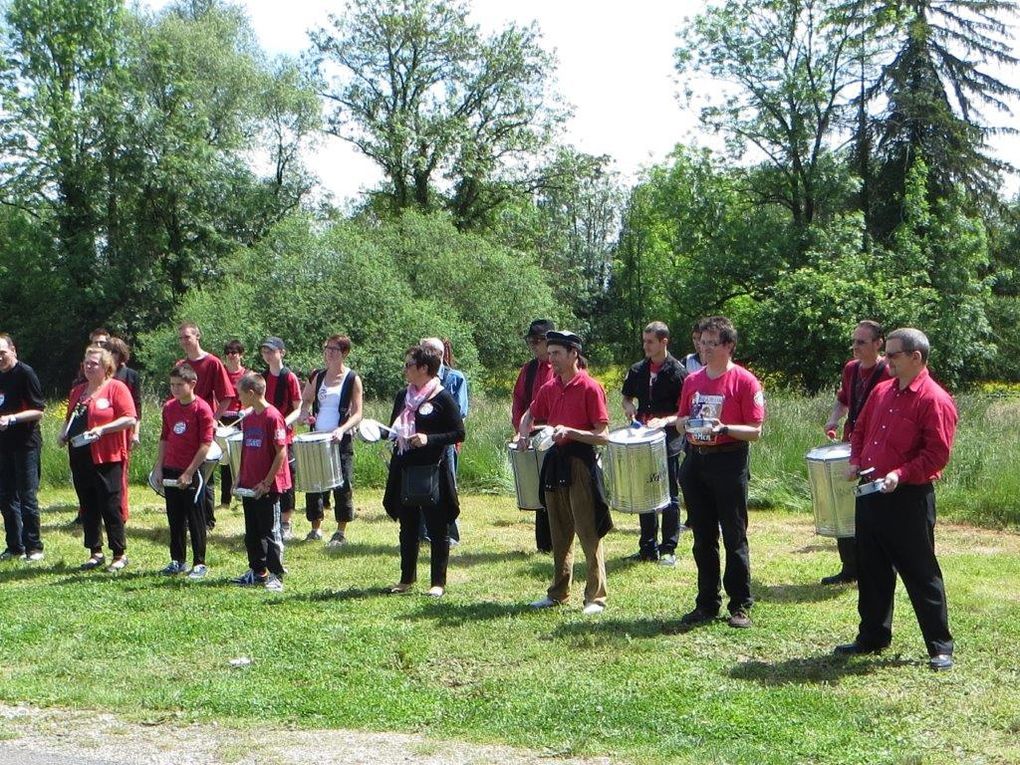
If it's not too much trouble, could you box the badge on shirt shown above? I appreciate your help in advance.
[419,402,434,416]
[0,394,5,408]
[96,398,110,410]
[754,391,765,407]
[173,421,187,435]
[275,427,286,441]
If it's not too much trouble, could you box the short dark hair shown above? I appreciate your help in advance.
[177,322,200,337]
[170,363,198,383]
[406,344,441,376]
[105,336,130,364]
[238,371,266,395]
[89,327,110,341]
[224,339,245,355]
[857,320,884,342]
[325,334,352,355]
[887,328,930,363]
[700,316,738,346]
[643,321,670,340]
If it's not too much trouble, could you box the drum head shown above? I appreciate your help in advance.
[358,419,385,443]
[295,431,334,443]
[205,441,223,463]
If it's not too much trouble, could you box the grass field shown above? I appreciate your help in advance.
[1,487,1018,765]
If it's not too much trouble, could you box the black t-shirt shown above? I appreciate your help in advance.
[0,361,46,451]
[621,354,687,455]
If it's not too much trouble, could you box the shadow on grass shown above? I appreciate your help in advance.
[407,598,534,625]
[548,616,703,643]
[0,559,78,583]
[729,653,917,685]
[752,577,849,604]
[265,585,385,605]
[791,543,833,554]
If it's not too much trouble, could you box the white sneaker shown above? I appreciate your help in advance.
[187,564,208,580]
[582,602,605,615]
[161,560,186,575]
[26,550,44,562]
[280,523,293,541]
[530,596,560,609]
[264,574,284,592]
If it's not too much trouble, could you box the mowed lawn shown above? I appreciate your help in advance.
[1,488,1018,765]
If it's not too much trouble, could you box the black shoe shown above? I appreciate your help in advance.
[626,550,658,562]
[820,571,857,585]
[929,654,953,671]
[536,547,552,554]
[680,607,719,626]
[833,642,886,656]
[727,610,752,629]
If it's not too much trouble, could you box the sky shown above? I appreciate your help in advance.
[144,0,1019,201]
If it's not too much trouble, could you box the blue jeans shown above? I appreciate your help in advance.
[0,445,43,554]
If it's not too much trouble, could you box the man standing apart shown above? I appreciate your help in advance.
[518,331,611,614]
[835,328,957,671]
[821,320,888,585]
[177,322,234,529]
[621,321,686,565]
[653,316,765,629]
[511,319,557,553]
[0,334,46,561]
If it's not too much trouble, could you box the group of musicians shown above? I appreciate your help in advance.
[0,314,958,669]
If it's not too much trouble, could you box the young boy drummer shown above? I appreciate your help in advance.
[231,372,291,592]
[154,364,215,578]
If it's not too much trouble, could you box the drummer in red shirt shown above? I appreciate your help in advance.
[218,339,247,506]
[835,328,957,671]
[259,337,303,539]
[650,315,765,629]
[517,330,611,615]
[230,372,291,592]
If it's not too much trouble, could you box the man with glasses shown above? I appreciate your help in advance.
[177,322,235,529]
[820,320,888,585]
[835,328,957,671]
[219,340,247,506]
[511,319,557,553]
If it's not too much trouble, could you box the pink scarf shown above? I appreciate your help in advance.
[392,377,443,454]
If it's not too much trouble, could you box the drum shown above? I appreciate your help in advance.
[148,469,165,497]
[227,431,244,484]
[603,427,670,514]
[292,432,343,493]
[200,441,222,486]
[214,425,236,465]
[506,428,552,511]
[805,443,856,537]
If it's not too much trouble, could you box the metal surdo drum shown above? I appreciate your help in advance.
[506,427,553,511]
[292,432,344,493]
[603,426,670,514]
[805,442,856,537]
[214,425,236,465]
[226,431,244,483]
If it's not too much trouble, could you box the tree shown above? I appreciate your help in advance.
[310,0,566,228]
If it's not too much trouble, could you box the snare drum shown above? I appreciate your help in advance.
[200,441,222,486]
[148,469,165,497]
[292,432,343,493]
[603,427,670,514]
[506,428,552,511]
[214,425,236,465]
[226,431,244,483]
[805,443,856,537]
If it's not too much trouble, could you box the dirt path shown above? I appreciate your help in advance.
[0,703,616,765]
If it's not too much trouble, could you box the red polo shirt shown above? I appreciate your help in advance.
[177,354,233,412]
[529,369,609,442]
[224,367,245,414]
[160,397,215,471]
[237,405,292,493]
[65,379,137,464]
[677,364,765,446]
[850,368,957,485]
[512,358,555,430]
[835,358,890,440]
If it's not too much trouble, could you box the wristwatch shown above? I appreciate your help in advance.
[719,425,729,436]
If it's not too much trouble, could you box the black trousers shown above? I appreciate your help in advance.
[836,536,858,578]
[306,451,354,523]
[854,483,953,656]
[678,446,753,614]
[535,509,552,552]
[242,493,284,576]
[398,504,450,587]
[163,467,207,565]
[637,451,682,556]
[70,449,126,557]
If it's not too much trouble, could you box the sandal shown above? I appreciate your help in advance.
[80,554,105,571]
[106,556,129,572]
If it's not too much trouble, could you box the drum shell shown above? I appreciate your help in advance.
[227,431,244,484]
[147,470,165,498]
[292,433,344,493]
[806,443,856,537]
[200,441,222,486]
[603,428,670,514]
[214,426,235,465]
[506,443,547,511]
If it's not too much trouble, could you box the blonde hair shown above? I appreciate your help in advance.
[83,345,116,378]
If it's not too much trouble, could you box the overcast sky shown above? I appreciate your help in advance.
[144,0,1020,201]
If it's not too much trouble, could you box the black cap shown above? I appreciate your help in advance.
[545,330,582,350]
[260,336,285,351]
[524,319,556,339]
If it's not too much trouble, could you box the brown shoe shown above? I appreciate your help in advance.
[727,610,752,628]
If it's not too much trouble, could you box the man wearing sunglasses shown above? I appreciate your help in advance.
[820,320,889,585]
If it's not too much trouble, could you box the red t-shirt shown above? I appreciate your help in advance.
[177,354,233,413]
[850,369,957,484]
[265,370,302,443]
[237,405,292,493]
[160,397,215,471]
[529,370,609,442]
[65,379,138,464]
[224,367,245,414]
[677,364,765,446]
[835,358,889,440]
[511,358,555,430]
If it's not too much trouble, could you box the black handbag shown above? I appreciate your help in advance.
[401,463,441,509]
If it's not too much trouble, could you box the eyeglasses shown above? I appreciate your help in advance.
[885,350,914,359]
[700,340,727,348]
[225,350,242,356]
[323,345,343,353]
[525,337,543,346]
[852,339,874,346]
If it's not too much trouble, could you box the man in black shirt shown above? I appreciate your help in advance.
[0,334,46,561]
[621,321,687,565]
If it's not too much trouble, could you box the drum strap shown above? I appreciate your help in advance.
[267,366,292,411]
[847,359,888,432]
[311,368,357,432]
[523,359,540,405]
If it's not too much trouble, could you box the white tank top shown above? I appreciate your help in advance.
[314,369,349,432]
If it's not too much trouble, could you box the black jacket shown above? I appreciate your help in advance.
[621,354,686,455]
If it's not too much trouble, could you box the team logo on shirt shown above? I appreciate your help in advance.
[96,398,110,410]
[275,427,286,441]
[245,437,263,448]
[754,390,765,407]
[419,402,434,416]
[173,421,187,435]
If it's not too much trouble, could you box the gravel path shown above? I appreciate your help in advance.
[0,703,616,765]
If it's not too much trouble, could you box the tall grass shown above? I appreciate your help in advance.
[37,390,1020,528]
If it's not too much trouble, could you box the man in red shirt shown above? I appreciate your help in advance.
[517,331,611,614]
[652,316,765,629]
[836,328,957,671]
[153,364,215,579]
[230,372,291,592]
[177,322,234,530]
[820,320,888,585]
[511,319,556,553]
[259,337,303,539]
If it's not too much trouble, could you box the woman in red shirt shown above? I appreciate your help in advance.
[61,346,138,571]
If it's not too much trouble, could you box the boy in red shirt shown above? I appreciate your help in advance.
[230,372,291,592]
[153,364,215,578]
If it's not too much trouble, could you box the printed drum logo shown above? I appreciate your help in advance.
[647,471,662,485]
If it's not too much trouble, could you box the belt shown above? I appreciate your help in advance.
[688,441,748,455]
